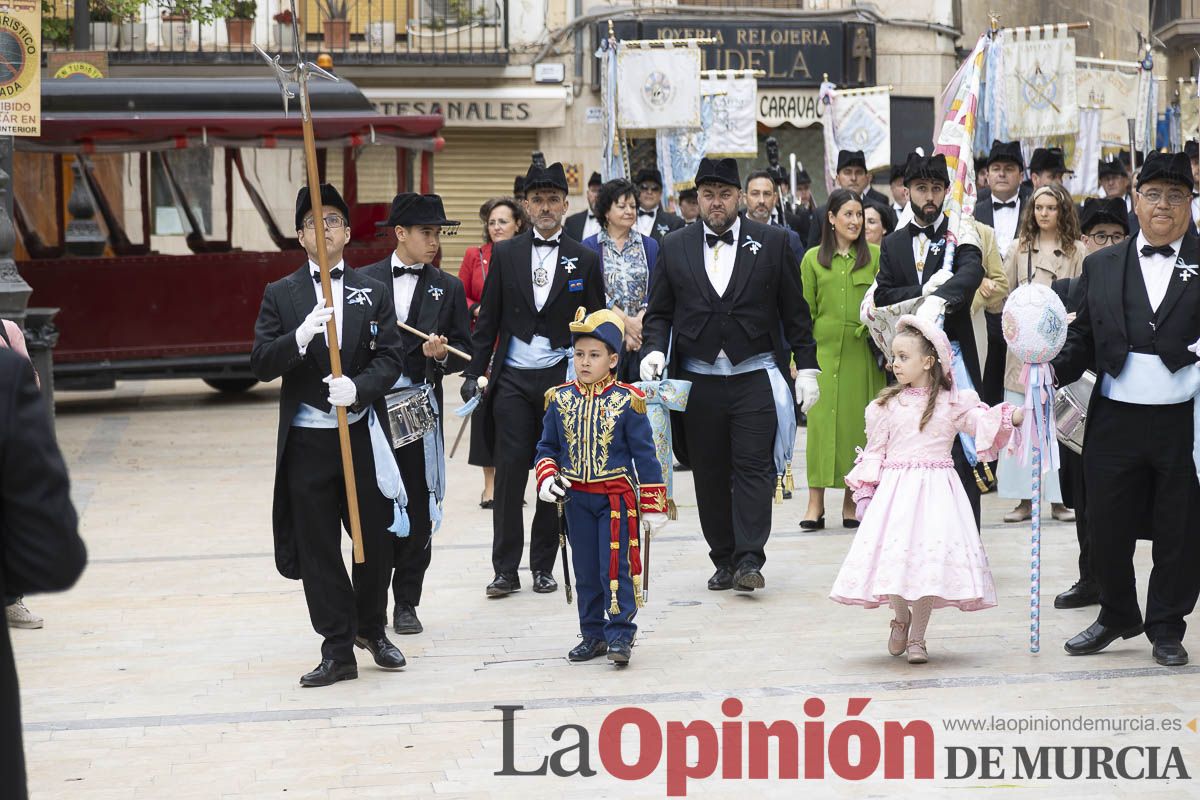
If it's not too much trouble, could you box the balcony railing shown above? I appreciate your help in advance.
[41,0,508,65]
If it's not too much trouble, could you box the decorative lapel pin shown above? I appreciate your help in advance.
[929,240,944,256]
[742,235,762,254]
[560,255,579,273]
[1179,263,1199,283]
[369,320,379,350]
[656,223,669,235]
[428,285,445,300]
[346,287,373,306]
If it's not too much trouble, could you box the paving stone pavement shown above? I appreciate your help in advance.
[11,378,1200,799]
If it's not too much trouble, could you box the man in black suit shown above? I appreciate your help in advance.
[461,163,606,597]
[633,168,685,243]
[641,157,819,592]
[0,350,86,800]
[358,193,471,635]
[806,149,889,245]
[874,152,986,524]
[251,184,408,686]
[563,171,603,242]
[678,187,700,225]
[1028,146,1071,188]
[1052,151,1200,667]
[974,140,1030,405]
[1097,155,1137,236]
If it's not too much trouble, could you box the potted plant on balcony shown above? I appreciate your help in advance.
[112,0,149,51]
[314,0,354,50]
[42,0,74,49]
[88,0,119,49]
[216,0,256,47]
[157,0,220,51]
[273,7,297,50]
[410,0,498,52]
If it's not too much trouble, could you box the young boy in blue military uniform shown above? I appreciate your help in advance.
[535,308,668,666]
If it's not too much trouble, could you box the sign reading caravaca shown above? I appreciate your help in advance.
[637,20,875,88]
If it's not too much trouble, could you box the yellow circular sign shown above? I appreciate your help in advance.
[0,14,37,98]
[54,62,105,80]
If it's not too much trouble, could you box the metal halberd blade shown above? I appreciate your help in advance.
[252,0,338,118]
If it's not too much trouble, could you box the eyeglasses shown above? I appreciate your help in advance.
[1085,232,1126,245]
[302,214,347,230]
[1137,189,1191,207]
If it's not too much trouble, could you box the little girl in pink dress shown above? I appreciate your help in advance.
[830,315,1024,663]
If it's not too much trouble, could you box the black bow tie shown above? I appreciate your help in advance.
[638,209,656,217]
[533,237,560,249]
[705,230,735,248]
[1141,243,1176,258]
[393,264,423,278]
[908,222,936,239]
[992,199,1017,210]
[312,267,343,283]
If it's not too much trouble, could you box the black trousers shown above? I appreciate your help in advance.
[952,437,982,530]
[1059,446,1093,585]
[392,438,432,608]
[683,370,776,570]
[284,420,393,663]
[491,363,566,576]
[980,311,1006,406]
[1085,397,1200,642]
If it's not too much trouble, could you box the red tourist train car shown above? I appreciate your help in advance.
[14,77,443,392]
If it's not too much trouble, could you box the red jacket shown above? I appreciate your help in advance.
[458,242,493,327]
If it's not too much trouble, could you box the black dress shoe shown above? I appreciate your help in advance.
[355,634,407,669]
[842,517,860,529]
[733,564,765,592]
[1152,638,1189,666]
[800,515,825,530]
[1054,581,1101,610]
[1064,620,1144,655]
[568,637,608,662]
[782,488,793,500]
[707,565,734,591]
[300,659,358,687]
[480,499,494,509]
[486,573,520,597]
[393,604,423,635]
[607,638,632,665]
[532,571,559,593]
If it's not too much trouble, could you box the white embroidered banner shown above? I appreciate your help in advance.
[818,83,892,190]
[616,46,702,130]
[1064,109,1101,200]
[1076,65,1139,145]
[702,75,758,158]
[1004,25,1078,138]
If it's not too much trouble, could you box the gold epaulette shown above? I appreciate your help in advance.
[617,382,647,414]
[544,381,575,411]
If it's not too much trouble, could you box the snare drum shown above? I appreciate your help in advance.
[385,385,437,449]
[1053,371,1095,455]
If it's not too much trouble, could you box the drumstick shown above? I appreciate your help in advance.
[398,321,471,361]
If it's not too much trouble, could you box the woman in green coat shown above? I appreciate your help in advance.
[800,188,885,529]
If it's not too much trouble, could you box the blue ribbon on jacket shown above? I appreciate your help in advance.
[632,378,691,507]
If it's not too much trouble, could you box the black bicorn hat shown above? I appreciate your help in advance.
[1079,197,1130,234]
[1098,156,1129,179]
[1029,147,1072,175]
[634,167,664,188]
[836,149,867,172]
[694,157,741,189]
[381,192,460,233]
[890,163,907,182]
[903,151,949,186]
[295,183,351,230]
[513,175,526,195]
[1186,140,1200,161]
[523,162,569,194]
[986,139,1024,170]
[587,171,603,187]
[794,165,812,186]
[1136,150,1196,192]
[678,187,698,202]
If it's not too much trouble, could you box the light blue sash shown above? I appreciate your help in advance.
[391,377,446,533]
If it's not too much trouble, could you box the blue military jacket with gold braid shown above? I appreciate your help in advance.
[535,375,667,513]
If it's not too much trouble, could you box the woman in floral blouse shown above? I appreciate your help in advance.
[582,179,660,382]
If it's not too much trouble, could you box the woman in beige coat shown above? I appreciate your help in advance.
[996,184,1084,522]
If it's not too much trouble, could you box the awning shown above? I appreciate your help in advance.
[364,86,569,128]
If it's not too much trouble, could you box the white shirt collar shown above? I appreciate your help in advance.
[308,259,346,276]
[702,216,741,242]
[390,252,423,271]
[1136,232,1186,260]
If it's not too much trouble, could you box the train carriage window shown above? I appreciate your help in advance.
[150,148,214,235]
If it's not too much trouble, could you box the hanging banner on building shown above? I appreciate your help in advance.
[1180,79,1200,145]
[817,83,892,189]
[702,74,757,158]
[1003,25,1077,138]
[1075,65,1138,145]
[617,45,702,130]
[1064,108,1101,200]
[0,1,41,136]
[657,96,714,193]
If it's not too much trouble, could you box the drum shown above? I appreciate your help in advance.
[385,385,437,449]
[1053,371,1095,455]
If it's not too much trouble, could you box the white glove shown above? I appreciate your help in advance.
[1189,339,1200,363]
[921,269,953,296]
[795,368,820,415]
[640,350,666,382]
[324,374,358,407]
[537,475,568,503]
[642,512,668,532]
[295,300,335,350]
[916,295,947,324]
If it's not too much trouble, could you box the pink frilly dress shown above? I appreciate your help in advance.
[829,387,1017,611]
